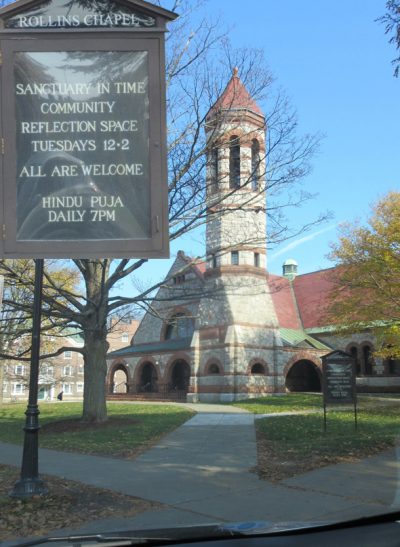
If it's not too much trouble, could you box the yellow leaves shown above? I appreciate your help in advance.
[328,191,400,330]
[374,324,400,360]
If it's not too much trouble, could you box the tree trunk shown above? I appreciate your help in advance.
[82,331,108,422]
[81,260,110,423]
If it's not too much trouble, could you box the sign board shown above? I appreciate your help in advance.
[322,350,357,431]
[0,0,176,258]
[322,350,356,405]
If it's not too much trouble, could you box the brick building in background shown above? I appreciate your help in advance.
[2,331,84,402]
[1,317,139,402]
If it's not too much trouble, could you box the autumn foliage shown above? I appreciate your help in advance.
[328,192,400,358]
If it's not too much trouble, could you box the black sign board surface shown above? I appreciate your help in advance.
[0,0,176,258]
[322,350,356,405]
[322,350,357,431]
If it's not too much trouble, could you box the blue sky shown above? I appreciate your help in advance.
[1,0,398,290]
[202,0,399,276]
[141,0,399,287]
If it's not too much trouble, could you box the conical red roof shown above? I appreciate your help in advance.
[209,67,264,118]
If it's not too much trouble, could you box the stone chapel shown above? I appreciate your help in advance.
[106,70,400,401]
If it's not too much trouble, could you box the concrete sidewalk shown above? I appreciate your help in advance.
[1,407,400,538]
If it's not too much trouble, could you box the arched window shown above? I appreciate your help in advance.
[208,363,220,374]
[348,345,360,375]
[211,147,219,193]
[165,313,194,340]
[229,135,240,188]
[251,139,260,191]
[251,363,265,375]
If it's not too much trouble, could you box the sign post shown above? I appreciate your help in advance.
[0,0,176,497]
[322,350,357,432]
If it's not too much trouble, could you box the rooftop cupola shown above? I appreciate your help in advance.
[283,258,298,280]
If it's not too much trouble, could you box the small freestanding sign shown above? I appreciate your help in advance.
[322,350,357,432]
[0,0,176,258]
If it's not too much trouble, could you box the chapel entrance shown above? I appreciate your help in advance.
[138,362,158,393]
[169,359,191,399]
[285,360,321,392]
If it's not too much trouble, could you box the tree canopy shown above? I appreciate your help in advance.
[328,191,400,358]
[378,0,400,76]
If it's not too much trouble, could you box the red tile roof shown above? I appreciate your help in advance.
[292,268,338,329]
[194,261,207,274]
[178,251,206,279]
[208,68,264,118]
[269,274,303,330]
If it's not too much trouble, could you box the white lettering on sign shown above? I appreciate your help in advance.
[40,101,116,115]
[31,140,97,152]
[114,82,146,94]
[99,120,138,132]
[21,121,97,134]
[48,210,86,222]
[19,165,46,178]
[90,210,116,221]
[90,196,124,208]
[81,164,143,176]
[12,14,156,28]
[15,15,80,28]
[42,197,84,209]
[50,164,79,177]
[16,83,92,96]
[15,50,150,241]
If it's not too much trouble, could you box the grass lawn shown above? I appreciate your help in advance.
[0,402,194,457]
[255,403,400,481]
[230,392,400,414]
[230,393,324,414]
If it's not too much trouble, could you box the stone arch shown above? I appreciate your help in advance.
[283,352,322,376]
[107,360,131,394]
[204,357,223,375]
[285,359,322,393]
[160,306,194,341]
[165,353,192,394]
[248,358,269,376]
[134,358,160,393]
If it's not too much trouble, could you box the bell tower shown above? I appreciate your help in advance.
[190,69,281,403]
[205,67,268,272]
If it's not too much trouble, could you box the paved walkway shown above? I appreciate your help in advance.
[1,404,400,539]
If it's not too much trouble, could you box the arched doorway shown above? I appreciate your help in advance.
[110,364,129,393]
[362,345,373,375]
[139,362,158,393]
[170,359,191,393]
[286,360,321,392]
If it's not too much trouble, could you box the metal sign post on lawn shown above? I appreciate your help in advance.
[0,0,176,497]
[322,350,357,433]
